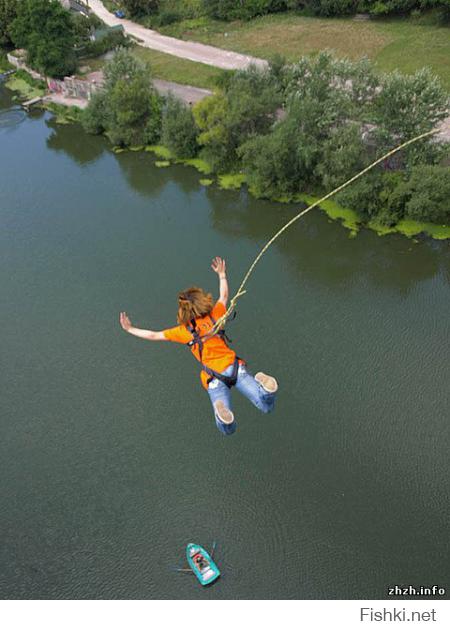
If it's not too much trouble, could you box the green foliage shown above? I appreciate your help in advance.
[193,65,281,170]
[80,91,107,134]
[82,30,128,59]
[0,50,12,72]
[235,51,449,229]
[82,49,163,146]
[123,0,160,17]
[10,0,76,77]
[202,0,289,21]
[371,67,448,166]
[72,12,102,46]
[402,165,450,223]
[14,67,46,90]
[307,0,359,15]
[161,94,198,158]
[336,171,386,220]
[337,165,450,226]
[314,124,366,189]
[239,117,304,197]
[0,0,18,47]
[200,0,450,19]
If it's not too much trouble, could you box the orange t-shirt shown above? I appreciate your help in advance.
[163,301,237,389]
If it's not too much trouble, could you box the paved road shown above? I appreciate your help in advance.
[88,0,267,71]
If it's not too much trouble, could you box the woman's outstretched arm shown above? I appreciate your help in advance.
[211,256,228,306]
[119,312,168,341]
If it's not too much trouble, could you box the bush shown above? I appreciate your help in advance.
[307,0,359,16]
[336,171,385,220]
[202,0,289,21]
[337,165,450,226]
[82,30,128,59]
[154,9,182,25]
[81,90,107,134]
[122,0,160,17]
[403,165,450,224]
[161,94,198,158]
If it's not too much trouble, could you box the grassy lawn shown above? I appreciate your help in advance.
[81,47,224,89]
[161,12,450,90]
[133,47,224,88]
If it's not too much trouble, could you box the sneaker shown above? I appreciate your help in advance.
[255,372,278,394]
[214,400,235,425]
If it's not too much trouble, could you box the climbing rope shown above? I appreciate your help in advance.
[211,129,438,334]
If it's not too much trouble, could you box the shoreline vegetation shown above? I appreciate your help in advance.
[3,66,450,241]
[1,0,449,241]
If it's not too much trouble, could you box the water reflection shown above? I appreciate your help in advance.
[46,118,107,166]
[207,187,450,293]
[30,102,450,292]
[44,113,200,198]
[0,83,26,129]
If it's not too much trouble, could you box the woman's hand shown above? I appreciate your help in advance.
[120,311,132,332]
[211,256,226,277]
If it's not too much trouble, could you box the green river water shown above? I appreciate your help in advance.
[0,85,449,599]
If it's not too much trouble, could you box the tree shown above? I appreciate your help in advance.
[239,118,302,198]
[371,68,448,166]
[335,171,386,221]
[193,65,281,171]
[81,90,108,135]
[82,49,162,146]
[403,165,450,224]
[107,76,161,146]
[0,0,18,47]
[314,124,366,190]
[161,95,198,158]
[122,0,159,17]
[10,0,76,77]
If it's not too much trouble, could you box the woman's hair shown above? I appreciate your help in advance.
[177,286,214,326]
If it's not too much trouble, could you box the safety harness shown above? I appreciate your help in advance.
[186,314,240,388]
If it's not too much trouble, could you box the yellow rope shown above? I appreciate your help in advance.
[211,129,438,334]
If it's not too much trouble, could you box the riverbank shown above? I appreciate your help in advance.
[116,144,450,241]
[3,77,449,241]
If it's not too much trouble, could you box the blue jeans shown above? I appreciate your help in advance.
[207,363,276,435]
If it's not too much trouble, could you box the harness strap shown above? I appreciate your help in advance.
[186,314,239,388]
[203,357,240,389]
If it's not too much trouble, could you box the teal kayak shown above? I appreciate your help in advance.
[186,543,221,586]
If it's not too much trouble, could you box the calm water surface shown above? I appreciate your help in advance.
[1,85,449,599]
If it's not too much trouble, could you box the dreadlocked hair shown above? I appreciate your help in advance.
[177,287,214,326]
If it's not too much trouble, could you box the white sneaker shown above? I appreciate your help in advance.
[214,400,234,425]
[255,372,278,394]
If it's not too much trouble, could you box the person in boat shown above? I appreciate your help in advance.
[195,555,206,570]
[119,257,278,435]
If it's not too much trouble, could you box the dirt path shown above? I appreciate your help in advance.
[88,0,267,71]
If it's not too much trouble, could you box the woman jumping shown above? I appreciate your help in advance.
[119,257,278,436]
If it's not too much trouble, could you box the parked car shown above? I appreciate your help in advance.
[114,10,125,18]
